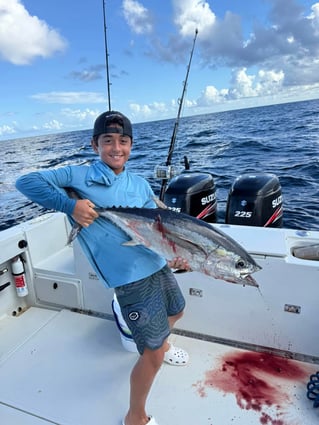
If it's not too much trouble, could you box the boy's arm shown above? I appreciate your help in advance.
[16,169,76,215]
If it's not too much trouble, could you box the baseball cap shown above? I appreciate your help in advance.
[93,111,133,139]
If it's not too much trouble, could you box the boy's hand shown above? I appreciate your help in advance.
[72,199,99,227]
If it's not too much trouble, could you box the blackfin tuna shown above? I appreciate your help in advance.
[65,190,261,287]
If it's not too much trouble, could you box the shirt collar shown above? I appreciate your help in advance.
[86,160,126,186]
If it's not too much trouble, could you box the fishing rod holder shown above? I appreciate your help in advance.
[154,164,182,180]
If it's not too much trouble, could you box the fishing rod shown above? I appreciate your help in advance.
[159,28,198,201]
[102,0,112,111]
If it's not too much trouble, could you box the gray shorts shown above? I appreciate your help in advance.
[115,265,185,354]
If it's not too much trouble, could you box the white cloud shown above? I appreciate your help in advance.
[130,103,152,116]
[43,120,63,131]
[0,107,102,140]
[308,3,319,34]
[31,92,106,104]
[123,0,153,34]
[197,86,224,106]
[129,101,171,120]
[129,83,265,122]
[0,0,67,65]
[173,0,216,36]
[0,124,16,136]
[165,0,319,104]
[228,68,257,99]
[255,69,284,95]
[198,68,285,106]
[61,108,101,122]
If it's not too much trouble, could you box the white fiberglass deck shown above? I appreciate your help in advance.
[0,307,318,425]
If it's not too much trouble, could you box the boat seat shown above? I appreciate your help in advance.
[33,245,75,277]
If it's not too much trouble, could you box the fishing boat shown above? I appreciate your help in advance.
[1,3,319,425]
[1,205,319,424]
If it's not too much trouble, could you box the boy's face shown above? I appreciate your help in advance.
[92,124,132,174]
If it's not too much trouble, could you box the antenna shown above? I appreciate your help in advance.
[102,0,112,111]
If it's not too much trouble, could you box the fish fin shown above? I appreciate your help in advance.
[153,197,168,209]
[153,215,208,256]
[166,231,208,256]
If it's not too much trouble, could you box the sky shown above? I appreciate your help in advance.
[1,0,319,140]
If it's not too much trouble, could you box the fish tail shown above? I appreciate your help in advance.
[66,222,82,245]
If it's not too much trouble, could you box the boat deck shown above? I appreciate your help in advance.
[0,307,318,425]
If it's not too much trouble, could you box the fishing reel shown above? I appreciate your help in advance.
[306,371,319,408]
[154,156,190,180]
[154,164,182,180]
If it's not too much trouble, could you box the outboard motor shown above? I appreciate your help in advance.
[226,173,282,227]
[164,172,217,222]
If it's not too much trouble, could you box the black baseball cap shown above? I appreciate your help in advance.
[93,111,133,139]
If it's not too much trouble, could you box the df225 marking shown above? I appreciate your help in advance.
[234,195,283,218]
[234,211,252,218]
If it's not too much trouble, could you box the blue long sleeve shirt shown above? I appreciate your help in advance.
[16,160,166,288]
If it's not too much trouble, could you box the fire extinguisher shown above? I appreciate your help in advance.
[11,256,29,297]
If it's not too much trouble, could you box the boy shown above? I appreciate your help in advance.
[16,111,189,425]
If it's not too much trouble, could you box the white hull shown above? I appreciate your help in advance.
[1,212,319,424]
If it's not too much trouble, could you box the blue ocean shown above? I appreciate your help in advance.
[1,98,319,231]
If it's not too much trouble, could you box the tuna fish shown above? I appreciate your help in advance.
[96,206,261,286]
[66,191,261,286]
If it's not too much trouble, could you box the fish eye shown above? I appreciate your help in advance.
[236,259,246,269]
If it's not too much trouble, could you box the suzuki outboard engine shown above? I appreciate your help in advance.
[164,171,217,222]
[226,173,282,227]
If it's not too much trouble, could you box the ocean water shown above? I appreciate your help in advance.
[1,98,319,232]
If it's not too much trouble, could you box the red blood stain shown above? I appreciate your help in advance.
[154,214,178,254]
[194,350,312,425]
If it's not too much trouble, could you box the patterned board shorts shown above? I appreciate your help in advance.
[115,265,186,354]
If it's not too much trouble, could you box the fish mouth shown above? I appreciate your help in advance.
[241,274,259,287]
